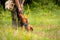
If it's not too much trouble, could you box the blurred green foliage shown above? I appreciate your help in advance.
[0,0,60,40]
[0,0,60,26]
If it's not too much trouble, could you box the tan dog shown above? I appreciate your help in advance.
[19,14,33,31]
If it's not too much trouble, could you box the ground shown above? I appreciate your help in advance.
[0,25,60,40]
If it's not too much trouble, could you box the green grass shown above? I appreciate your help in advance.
[0,4,60,40]
[0,25,60,40]
[24,5,60,26]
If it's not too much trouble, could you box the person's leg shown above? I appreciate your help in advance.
[11,7,18,28]
[17,12,23,27]
[17,4,24,27]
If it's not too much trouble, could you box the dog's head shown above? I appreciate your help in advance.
[5,0,14,11]
[22,25,33,31]
[28,25,33,31]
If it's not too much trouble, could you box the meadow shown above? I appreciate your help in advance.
[0,2,60,40]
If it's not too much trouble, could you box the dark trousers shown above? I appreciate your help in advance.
[11,6,23,28]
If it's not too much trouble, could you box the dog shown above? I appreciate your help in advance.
[19,14,33,31]
[5,0,14,10]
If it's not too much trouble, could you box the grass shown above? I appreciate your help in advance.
[24,5,60,26]
[0,4,60,40]
[0,25,60,40]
